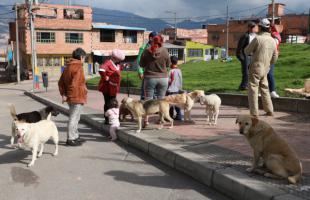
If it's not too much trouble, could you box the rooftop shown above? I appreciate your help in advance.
[92,23,146,31]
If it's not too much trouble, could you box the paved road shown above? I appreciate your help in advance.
[0,87,230,200]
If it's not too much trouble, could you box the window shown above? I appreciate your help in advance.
[46,57,53,67]
[54,57,61,66]
[65,33,83,43]
[100,29,115,42]
[123,30,137,43]
[64,9,84,20]
[188,49,203,57]
[36,32,55,43]
[168,49,178,57]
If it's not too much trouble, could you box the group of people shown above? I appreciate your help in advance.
[58,31,183,145]
[58,17,279,145]
[237,18,279,117]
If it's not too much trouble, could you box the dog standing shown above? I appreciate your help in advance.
[121,97,173,133]
[163,90,205,121]
[14,113,59,167]
[119,103,134,122]
[236,115,302,184]
[9,103,59,147]
[199,94,221,125]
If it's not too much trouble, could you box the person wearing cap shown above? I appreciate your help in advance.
[137,31,158,100]
[244,18,278,117]
[236,21,258,91]
[98,49,129,124]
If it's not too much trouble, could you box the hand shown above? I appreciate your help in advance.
[62,96,67,104]
[139,74,144,80]
[105,76,109,81]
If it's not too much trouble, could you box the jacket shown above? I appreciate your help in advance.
[137,42,150,75]
[167,68,182,93]
[244,32,278,77]
[98,59,123,96]
[139,47,170,78]
[58,59,87,104]
[236,32,250,61]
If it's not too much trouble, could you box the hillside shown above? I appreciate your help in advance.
[87,44,310,98]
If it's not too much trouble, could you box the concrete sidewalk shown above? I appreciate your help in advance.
[6,81,310,200]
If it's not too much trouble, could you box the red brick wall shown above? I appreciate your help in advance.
[281,15,309,36]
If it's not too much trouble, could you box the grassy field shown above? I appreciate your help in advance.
[87,44,310,97]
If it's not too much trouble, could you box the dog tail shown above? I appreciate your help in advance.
[8,103,18,120]
[288,162,303,184]
[46,112,52,121]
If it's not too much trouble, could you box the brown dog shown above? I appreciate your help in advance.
[236,115,302,184]
[119,103,134,122]
[163,90,205,121]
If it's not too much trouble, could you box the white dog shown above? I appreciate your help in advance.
[199,94,221,125]
[14,113,59,167]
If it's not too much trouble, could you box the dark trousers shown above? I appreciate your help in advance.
[140,79,145,100]
[103,93,116,123]
[167,92,182,120]
[239,56,251,89]
[267,64,276,92]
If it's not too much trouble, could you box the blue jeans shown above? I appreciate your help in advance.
[140,79,145,100]
[144,77,168,100]
[267,64,276,92]
[167,91,182,120]
[239,56,251,89]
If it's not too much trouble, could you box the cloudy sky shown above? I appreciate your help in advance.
[1,0,308,20]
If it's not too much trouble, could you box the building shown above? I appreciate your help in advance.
[281,14,309,43]
[161,28,208,44]
[163,42,185,63]
[91,23,146,67]
[185,41,221,62]
[9,3,146,78]
[10,3,93,77]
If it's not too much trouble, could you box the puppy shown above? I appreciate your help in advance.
[9,104,59,147]
[14,113,59,167]
[121,97,173,133]
[163,90,205,121]
[119,102,134,122]
[236,115,302,184]
[199,94,221,125]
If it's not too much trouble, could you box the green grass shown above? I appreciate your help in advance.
[87,44,310,97]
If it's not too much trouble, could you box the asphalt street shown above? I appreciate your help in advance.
[0,87,231,200]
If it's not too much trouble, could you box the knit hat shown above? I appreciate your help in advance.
[149,35,163,54]
[259,18,270,28]
[111,49,125,61]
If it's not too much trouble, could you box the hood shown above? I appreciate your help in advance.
[65,58,83,72]
[149,47,165,59]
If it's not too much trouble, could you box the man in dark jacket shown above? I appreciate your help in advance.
[236,21,258,90]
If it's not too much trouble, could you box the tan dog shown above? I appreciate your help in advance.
[163,90,205,121]
[119,103,134,122]
[121,97,173,133]
[236,115,302,184]
[199,94,221,126]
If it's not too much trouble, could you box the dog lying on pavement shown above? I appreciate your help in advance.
[236,115,302,184]
[199,94,221,126]
[163,90,205,121]
[121,97,173,133]
[9,103,59,148]
[14,113,59,167]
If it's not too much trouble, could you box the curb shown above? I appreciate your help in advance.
[25,91,305,200]
[87,85,310,114]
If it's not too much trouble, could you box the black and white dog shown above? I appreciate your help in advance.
[9,103,59,147]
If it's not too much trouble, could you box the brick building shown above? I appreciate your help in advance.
[161,28,208,44]
[9,3,146,78]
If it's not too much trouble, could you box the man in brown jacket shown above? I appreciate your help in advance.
[58,48,87,146]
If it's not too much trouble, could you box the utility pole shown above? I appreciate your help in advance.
[226,0,229,58]
[271,0,275,24]
[15,4,21,84]
[166,11,177,41]
[28,0,38,90]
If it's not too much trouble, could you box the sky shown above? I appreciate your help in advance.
[0,0,309,21]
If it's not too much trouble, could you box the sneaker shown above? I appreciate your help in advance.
[238,86,248,91]
[66,139,82,146]
[271,91,280,98]
[265,112,274,116]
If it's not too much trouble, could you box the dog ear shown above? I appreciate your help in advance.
[251,117,259,126]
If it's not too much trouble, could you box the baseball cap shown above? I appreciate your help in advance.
[248,21,256,28]
[259,18,270,28]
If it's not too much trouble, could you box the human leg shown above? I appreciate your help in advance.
[248,73,260,117]
[260,76,274,114]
